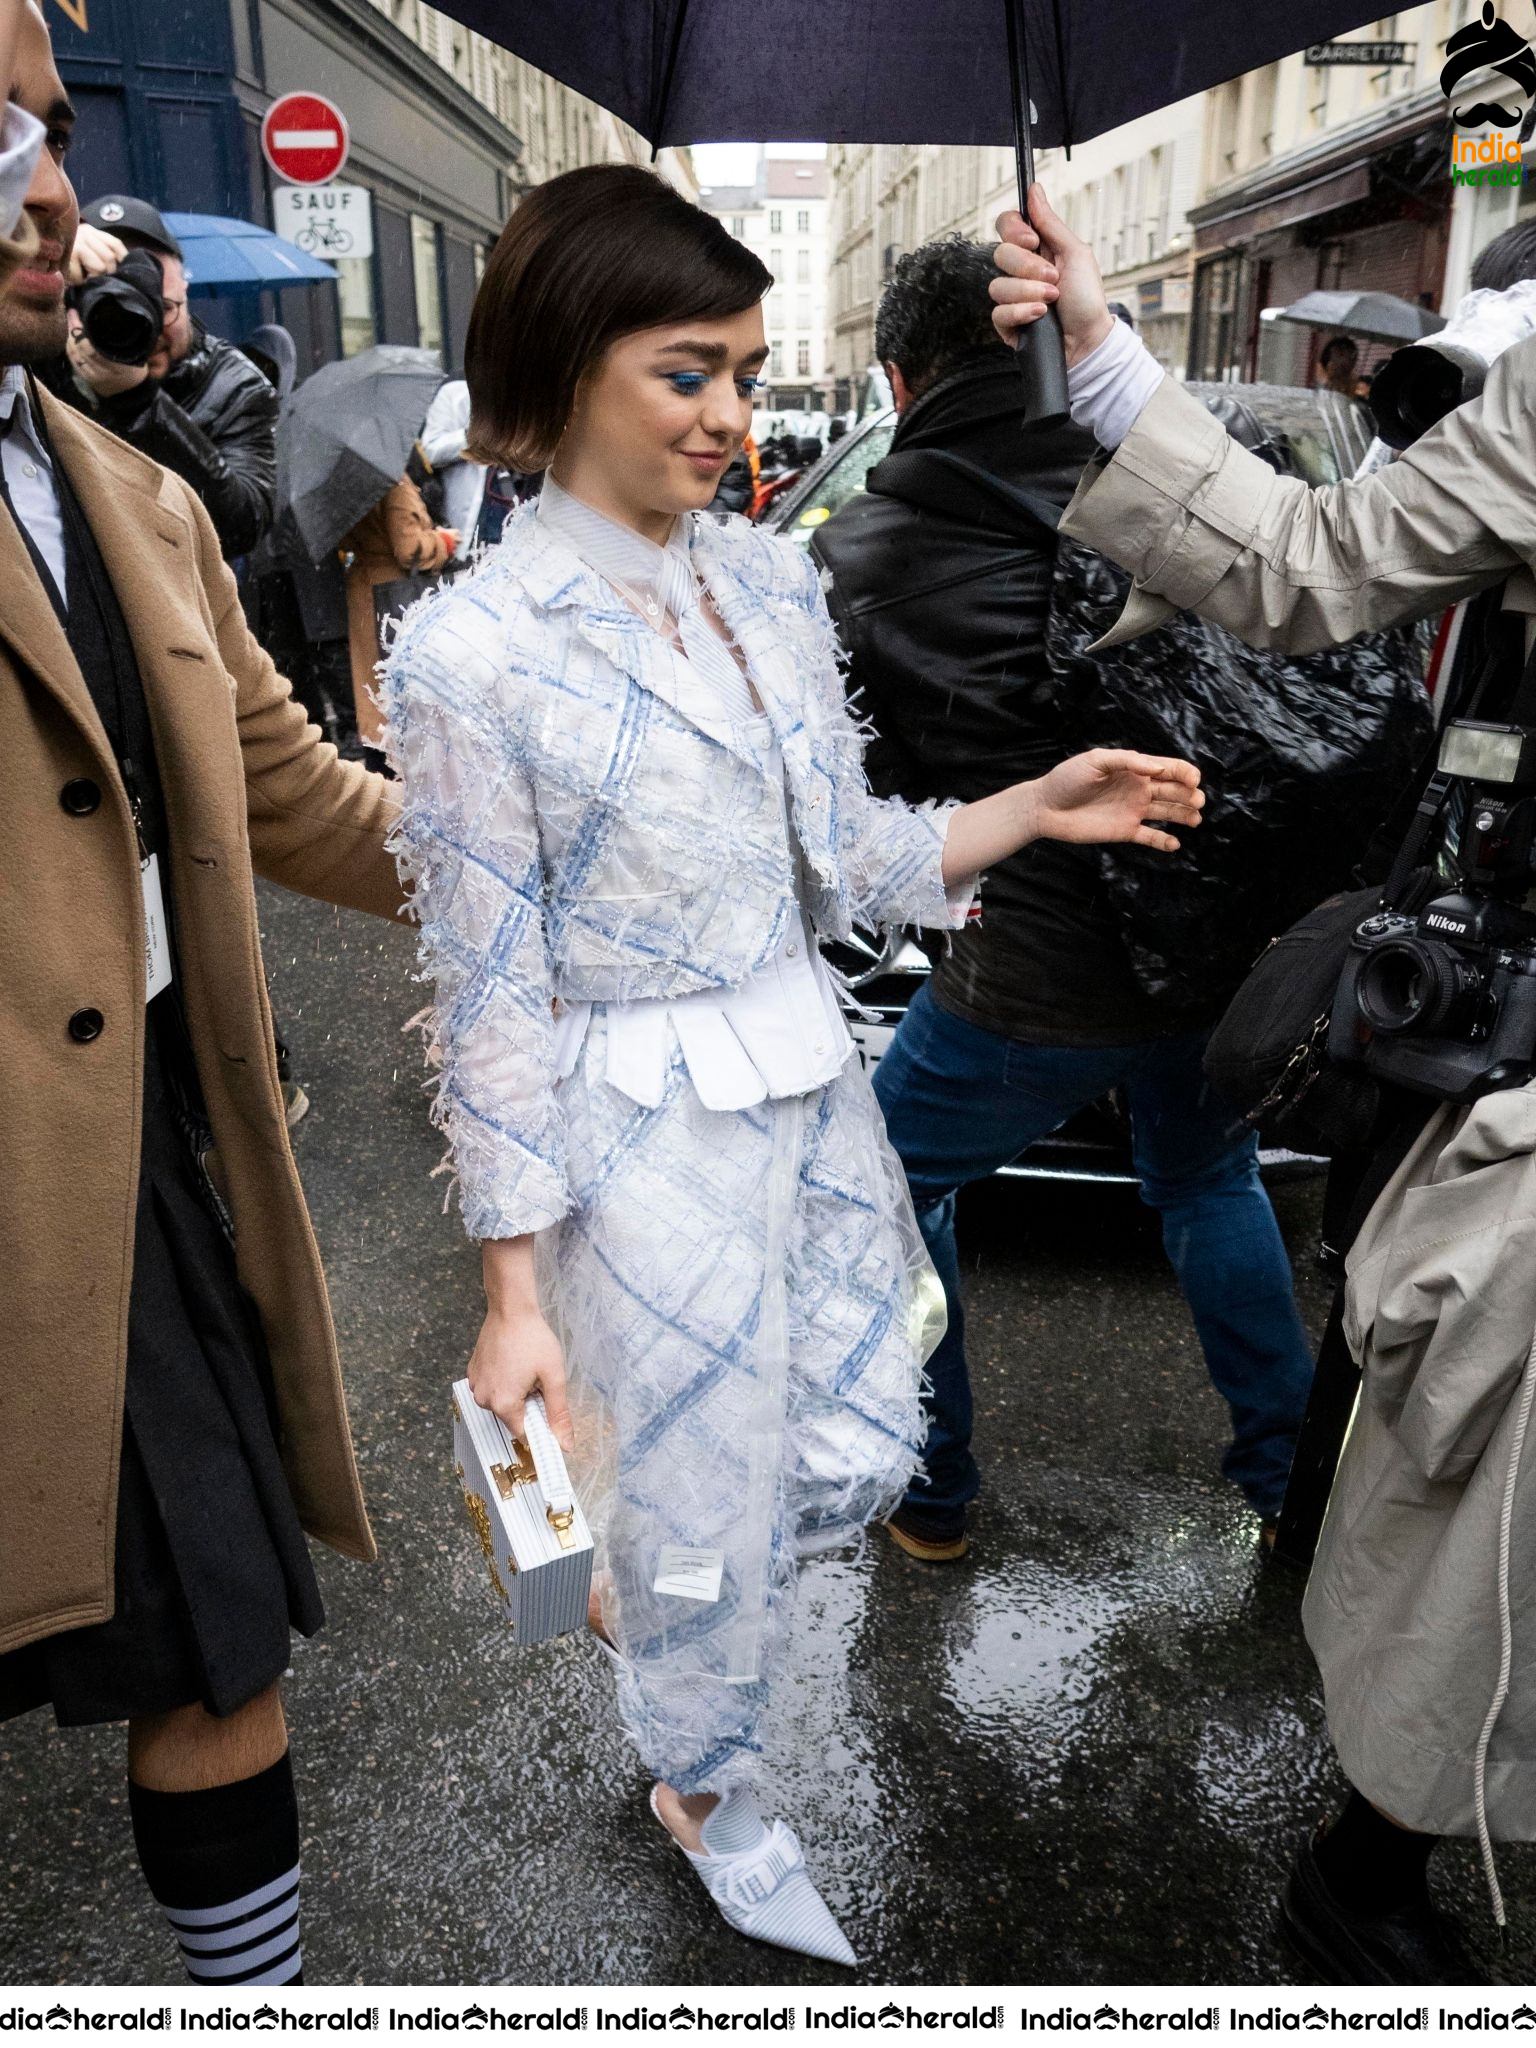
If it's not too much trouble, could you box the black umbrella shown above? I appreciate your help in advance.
[277,344,445,564]
[1272,289,1447,345]
[426,0,1401,416]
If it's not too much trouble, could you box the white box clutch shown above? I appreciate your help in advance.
[452,1382,594,1643]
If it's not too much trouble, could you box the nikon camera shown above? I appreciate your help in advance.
[1329,719,1536,1102]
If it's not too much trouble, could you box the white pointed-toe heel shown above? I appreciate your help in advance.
[649,1785,858,1968]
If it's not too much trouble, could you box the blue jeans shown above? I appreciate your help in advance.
[873,983,1316,1521]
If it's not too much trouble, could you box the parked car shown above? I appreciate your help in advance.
[765,383,1376,1186]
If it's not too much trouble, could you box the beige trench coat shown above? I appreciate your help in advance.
[1062,333,1536,1840]
[1322,1088,1536,1841]
[0,389,404,1657]
[1061,334,1536,654]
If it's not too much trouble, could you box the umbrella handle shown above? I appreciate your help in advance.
[1012,309,1070,426]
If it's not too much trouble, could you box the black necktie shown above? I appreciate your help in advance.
[0,398,67,624]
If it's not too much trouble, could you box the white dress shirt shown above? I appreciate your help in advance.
[0,103,43,241]
[536,476,853,1112]
[420,378,488,538]
[0,363,66,603]
[1066,316,1166,453]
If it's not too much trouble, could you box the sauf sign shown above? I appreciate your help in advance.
[264,87,373,260]
[272,182,374,260]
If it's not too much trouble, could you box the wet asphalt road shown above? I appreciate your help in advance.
[5,880,1534,1989]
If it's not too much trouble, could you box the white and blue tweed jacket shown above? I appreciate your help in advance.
[381,504,966,1241]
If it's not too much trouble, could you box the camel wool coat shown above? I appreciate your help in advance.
[0,388,403,1658]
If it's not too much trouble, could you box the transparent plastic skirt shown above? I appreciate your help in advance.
[536,1008,946,1794]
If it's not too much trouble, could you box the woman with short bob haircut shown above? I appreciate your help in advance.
[383,164,1202,1963]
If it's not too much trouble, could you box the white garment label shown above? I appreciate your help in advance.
[141,854,172,1001]
[653,1544,725,1604]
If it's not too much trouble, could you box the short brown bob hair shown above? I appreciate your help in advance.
[466,164,772,472]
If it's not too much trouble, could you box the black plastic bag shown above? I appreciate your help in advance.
[1047,536,1433,1014]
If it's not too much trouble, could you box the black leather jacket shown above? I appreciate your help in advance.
[813,352,1199,1044]
[45,322,279,560]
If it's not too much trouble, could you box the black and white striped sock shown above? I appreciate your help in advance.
[129,1752,305,1986]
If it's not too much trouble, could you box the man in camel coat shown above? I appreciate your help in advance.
[0,2,402,1986]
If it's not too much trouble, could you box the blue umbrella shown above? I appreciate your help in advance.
[161,212,337,296]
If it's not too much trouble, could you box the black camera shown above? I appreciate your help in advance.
[1329,720,1536,1101]
[1368,340,1488,452]
[66,248,166,367]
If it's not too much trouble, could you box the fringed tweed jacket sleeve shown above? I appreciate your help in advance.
[777,540,974,935]
[382,594,571,1243]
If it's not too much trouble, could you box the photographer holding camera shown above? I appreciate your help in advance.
[992,188,1536,1987]
[45,194,278,560]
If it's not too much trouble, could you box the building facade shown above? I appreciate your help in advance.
[1186,4,1460,385]
[698,152,831,411]
[825,143,1017,407]
[1040,103,1205,375]
[46,0,691,375]
[761,158,830,408]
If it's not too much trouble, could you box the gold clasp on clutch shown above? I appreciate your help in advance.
[548,1506,576,1550]
[491,1437,537,1498]
[462,1487,510,1605]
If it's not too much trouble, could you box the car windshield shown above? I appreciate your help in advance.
[767,382,1367,548]
[774,416,897,548]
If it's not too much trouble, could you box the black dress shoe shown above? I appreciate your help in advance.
[1279,1829,1486,1985]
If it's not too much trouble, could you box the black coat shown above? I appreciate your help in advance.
[813,353,1195,1044]
[45,323,279,560]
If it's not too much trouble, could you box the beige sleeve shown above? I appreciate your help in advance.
[1060,340,1536,655]
[180,477,406,921]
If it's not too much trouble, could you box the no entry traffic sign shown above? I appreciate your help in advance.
[261,92,349,186]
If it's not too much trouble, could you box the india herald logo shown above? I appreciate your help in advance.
[1442,5,1536,182]
[1441,2,1536,127]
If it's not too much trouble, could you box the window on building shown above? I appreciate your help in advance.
[796,338,810,374]
[1252,62,1278,154]
[797,294,811,326]
[1309,63,1330,128]
[337,255,376,358]
[769,245,782,273]
[796,248,810,281]
[731,214,745,236]
[1217,77,1242,167]
[411,213,444,358]
[797,209,810,232]
[769,340,783,376]
[769,208,782,232]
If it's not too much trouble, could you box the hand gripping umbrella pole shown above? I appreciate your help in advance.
[1004,0,1070,424]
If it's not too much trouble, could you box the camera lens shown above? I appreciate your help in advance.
[1358,937,1484,1036]
[81,281,160,363]
[68,251,166,367]
[1369,341,1490,453]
